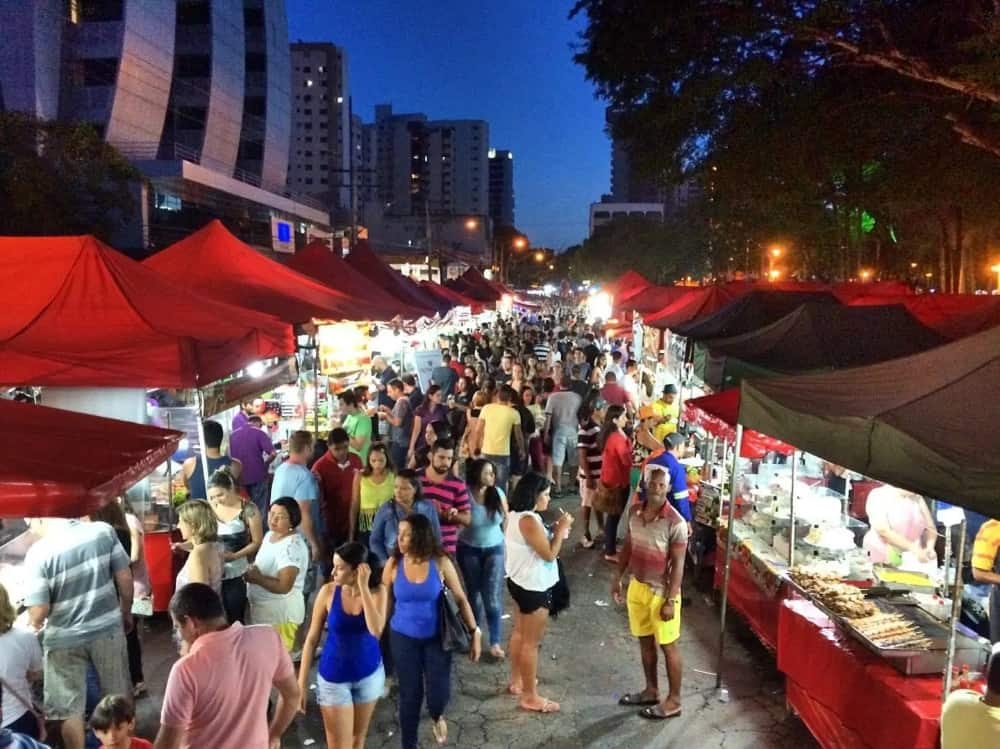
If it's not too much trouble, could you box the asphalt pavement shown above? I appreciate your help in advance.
[135,490,818,748]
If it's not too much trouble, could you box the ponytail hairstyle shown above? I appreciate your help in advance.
[334,541,382,589]
[207,466,238,494]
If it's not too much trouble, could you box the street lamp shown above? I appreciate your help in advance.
[514,237,527,250]
[768,269,781,281]
[860,269,873,282]
[534,251,544,263]
[465,218,478,231]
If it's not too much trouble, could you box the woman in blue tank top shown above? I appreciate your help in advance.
[383,513,482,748]
[297,542,387,749]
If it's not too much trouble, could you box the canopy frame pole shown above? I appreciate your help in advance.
[787,450,798,567]
[942,518,967,701]
[715,423,744,697]
[313,334,320,435]
[165,411,175,527]
[194,389,210,498]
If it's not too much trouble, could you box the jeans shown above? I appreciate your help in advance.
[222,576,247,624]
[126,626,143,685]
[456,542,505,646]
[389,442,408,473]
[391,629,453,749]
[483,454,510,494]
[605,512,622,556]
[246,480,271,519]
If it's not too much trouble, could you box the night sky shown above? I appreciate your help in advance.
[285,0,609,250]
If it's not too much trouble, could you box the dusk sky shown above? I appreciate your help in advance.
[285,0,610,250]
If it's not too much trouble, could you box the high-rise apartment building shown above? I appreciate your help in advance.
[606,106,663,204]
[488,148,515,228]
[370,104,488,219]
[287,42,350,214]
[0,1,327,252]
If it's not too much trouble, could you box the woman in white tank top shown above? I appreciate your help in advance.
[504,472,573,715]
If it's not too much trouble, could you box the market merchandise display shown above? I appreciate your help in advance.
[848,611,934,650]
[788,568,876,619]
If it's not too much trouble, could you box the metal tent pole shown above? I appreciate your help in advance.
[313,336,320,435]
[787,450,798,567]
[165,411,175,525]
[194,389,210,499]
[715,423,744,698]
[942,518,967,700]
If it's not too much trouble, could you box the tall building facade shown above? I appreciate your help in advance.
[369,104,488,219]
[606,106,663,204]
[488,148,514,228]
[0,1,327,252]
[287,42,350,214]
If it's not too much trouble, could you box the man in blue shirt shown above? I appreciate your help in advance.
[640,433,692,522]
[271,430,321,562]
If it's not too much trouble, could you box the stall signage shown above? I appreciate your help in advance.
[412,349,441,391]
[201,357,298,417]
[318,322,371,376]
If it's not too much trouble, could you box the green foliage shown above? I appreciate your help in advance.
[561,214,709,285]
[571,0,1000,287]
[0,112,142,240]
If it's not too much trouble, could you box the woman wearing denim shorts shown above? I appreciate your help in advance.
[297,541,387,749]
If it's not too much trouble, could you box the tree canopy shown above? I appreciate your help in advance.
[571,1,1000,290]
[0,112,142,241]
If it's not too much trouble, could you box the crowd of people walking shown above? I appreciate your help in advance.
[2,308,701,749]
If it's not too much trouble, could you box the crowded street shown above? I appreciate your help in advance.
[3,3,1000,748]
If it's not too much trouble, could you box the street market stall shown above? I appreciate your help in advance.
[344,240,440,317]
[0,400,182,613]
[704,327,1000,748]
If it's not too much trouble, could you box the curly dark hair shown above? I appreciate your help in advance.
[392,512,443,561]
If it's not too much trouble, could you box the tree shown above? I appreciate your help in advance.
[0,112,142,240]
[571,1,1000,289]
[561,213,710,284]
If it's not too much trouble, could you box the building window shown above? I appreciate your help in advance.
[305,178,313,184]
[303,95,312,102]
[245,97,266,116]
[319,109,327,115]
[305,136,313,142]
[81,58,118,86]
[245,53,266,73]
[303,66,311,73]
[320,164,328,171]
[175,1,209,25]
[320,178,328,184]
[318,65,326,73]
[305,165,313,171]
[305,80,314,87]
[175,106,206,129]
[243,6,264,27]
[320,137,328,143]
[238,141,263,160]
[82,0,125,22]
[304,150,312,157]
[177,55,210,78]
[304,109,312,115]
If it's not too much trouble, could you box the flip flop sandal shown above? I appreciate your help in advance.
[639,705,682,720]
[578,537,595,549]
[618,692,659,706]
[520,699,560,714]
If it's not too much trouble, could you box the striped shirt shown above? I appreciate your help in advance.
[22,520,130,649]
[577,420,602,480]
[626,501,688,595]
[972,519,1000,573]
[534,343,551,362]
[418,469,471,554]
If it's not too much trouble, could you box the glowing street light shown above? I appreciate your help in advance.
[513,237,527,250]
[534,251,545,262]
[770,246,783,259]
[991,263,1000,293]
[860,269,873,282]
[465,218,478,230]
[768,269,781,281]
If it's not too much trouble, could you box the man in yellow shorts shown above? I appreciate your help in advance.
[611,468,688,720]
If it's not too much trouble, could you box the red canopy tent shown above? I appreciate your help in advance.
[0,399,183,517]
[604,270,652,300]
[285,241,414,320]
[344,240,438,316]
[646,285,752,330]
[419,281,484,313]
[830,281,913,303]
[145,220,357,324]
[848,293,1000,339]
[447,267,503,303]
[620,285,696,316]
[684,388,795,459]
[0,235,294,387]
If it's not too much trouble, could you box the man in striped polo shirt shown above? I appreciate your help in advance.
[418,438,471,555]
[611,468,688,721]
[23,517,133,749]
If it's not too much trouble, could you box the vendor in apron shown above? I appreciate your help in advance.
[971,519,1000,644]
[861,485,937,567]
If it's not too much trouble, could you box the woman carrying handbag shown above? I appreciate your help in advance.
[595,405,632,563]
[383,514,481,748]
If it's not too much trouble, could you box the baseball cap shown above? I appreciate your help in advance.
[663,384,678,395]
[638,405,655,420]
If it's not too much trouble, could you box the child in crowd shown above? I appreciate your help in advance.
[89,696,152,749]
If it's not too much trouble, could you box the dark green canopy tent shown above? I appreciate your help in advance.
[737,324,1000,515]
[701,303,946,389]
